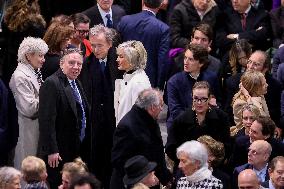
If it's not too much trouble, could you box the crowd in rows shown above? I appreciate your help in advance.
[1,0,284,188]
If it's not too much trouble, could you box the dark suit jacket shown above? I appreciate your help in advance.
[270,6,284,48]
[82,4,125,28]
[232,163,269,189]
[117,10,170,89]
[38,69,91,162]
[166,107,231,162]
[111,105,172,189]
[216,6,271,55]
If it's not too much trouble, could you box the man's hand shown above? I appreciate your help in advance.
[48,153,62,168]
[227,34,239,40]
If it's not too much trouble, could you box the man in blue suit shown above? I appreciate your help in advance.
[117,0,170,89]
[232,140,271,189]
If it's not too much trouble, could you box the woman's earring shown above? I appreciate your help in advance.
[192,105,195,111]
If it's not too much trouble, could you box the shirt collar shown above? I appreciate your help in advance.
[188,72,200,80]
[142,8,156,16]
[253,163,268,182]
[99,58,107,63]
[243,5,251,14]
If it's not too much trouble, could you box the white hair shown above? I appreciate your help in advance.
[177,140,208,168]
[17,37,48,64]
[0,167,21,188]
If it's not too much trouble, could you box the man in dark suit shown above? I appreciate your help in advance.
[261,156,284,189]
[38,48,91,189]
[117,0,170,89]
[82,0,125,28]
[79,24,122,189]
[215,0,271,60]
[232,140,271,189]
[111,89,172,189]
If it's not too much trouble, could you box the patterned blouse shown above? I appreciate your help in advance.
[176,175,223,189]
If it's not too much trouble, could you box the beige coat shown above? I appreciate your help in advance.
[232,96,270,127]
[9,63,40,169]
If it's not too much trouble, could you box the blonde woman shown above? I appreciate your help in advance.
[9,37,48,170]
[232,71,269,126]
[114,40,151,125]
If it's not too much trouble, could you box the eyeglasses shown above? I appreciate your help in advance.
[193,96,209,103]
[247,59,262,68]
[76,29,89,35]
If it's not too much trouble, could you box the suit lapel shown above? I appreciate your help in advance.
[57,70,77,117]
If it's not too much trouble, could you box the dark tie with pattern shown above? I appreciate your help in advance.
[105,14,113,28]
[70,80,86,141]
[241,13,247,30]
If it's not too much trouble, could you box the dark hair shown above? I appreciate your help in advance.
[43,22,74,53]
[191,23,213,42]
[255,116,276,138]
[185,43,209,70]
[229,39,252,75]
[69,174,101,189]
[269,156,284,171]
[70,13,90,27]
[144,0,163,9]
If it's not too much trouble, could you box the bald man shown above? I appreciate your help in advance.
[233,140,271,189]
[238,169,267,189]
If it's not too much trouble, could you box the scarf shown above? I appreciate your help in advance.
[186,166,212,183]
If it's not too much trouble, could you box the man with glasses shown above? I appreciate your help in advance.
[111,88,172,189]
[70,13,92,57]
[38,48,91,189]
[78,24,122,189]
[233,140,271,189]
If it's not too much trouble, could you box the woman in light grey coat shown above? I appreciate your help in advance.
[9,37,48,169]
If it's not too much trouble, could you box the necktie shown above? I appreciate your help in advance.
[100,61,106,72]
[70,80,86,141]
[241,13,247,30]
[105,14,113,28]
[34,69,43,86]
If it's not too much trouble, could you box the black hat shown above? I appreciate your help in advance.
[123,155,157,186]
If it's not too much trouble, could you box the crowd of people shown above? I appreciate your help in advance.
[1,0,284,188]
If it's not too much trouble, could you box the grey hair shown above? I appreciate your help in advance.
[89,24,114,44]
[17,37,48,64]
[117,40,147,70]
[0,167,21,188]
[177,140,208,168]
[135,88,161,109]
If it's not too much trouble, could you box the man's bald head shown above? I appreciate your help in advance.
[238,169,260,189]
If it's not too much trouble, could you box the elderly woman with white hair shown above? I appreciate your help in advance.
[9,37,48,170]
[0,167,21,189]
[176,140,223,189]
[114,40,151,125]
